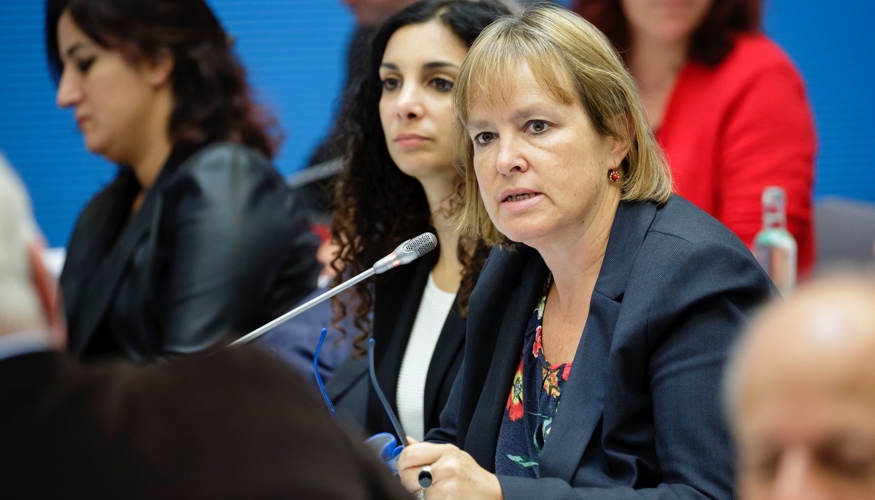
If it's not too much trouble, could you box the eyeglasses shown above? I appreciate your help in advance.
[313,328,407,471]
[313,327,338,418]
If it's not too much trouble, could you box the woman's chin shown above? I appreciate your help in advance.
[496,224,549,247]
[83,138,112,161]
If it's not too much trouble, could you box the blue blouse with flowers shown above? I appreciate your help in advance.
[495,275,573,477]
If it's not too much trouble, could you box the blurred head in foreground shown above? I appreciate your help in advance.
[728,274,875,500]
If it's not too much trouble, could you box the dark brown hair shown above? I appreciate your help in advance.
[45,0,278,158]
[573,0,761,66]
[330,0,508,352]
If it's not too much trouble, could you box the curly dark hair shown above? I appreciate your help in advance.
[45,0,278,158]
[330,0,509,352]
[573,0,761,66]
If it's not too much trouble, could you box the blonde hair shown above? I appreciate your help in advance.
[454,5,672,245]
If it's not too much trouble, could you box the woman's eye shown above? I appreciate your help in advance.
[823,451,875,479]
[381,78,400,91]
[75,58,95,74]
[528,120,549,134]
[474,132,495,146]
[431,78,453,93]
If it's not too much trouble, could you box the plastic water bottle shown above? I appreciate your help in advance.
[753,187,797,294]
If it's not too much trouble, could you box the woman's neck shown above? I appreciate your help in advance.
[543,226,610,312]
[126,89,174,215]
[128,87,175,190]
[627,36,688,129]
[126,134,171,216]
[431,213,463,294]
[419,175,464,294]
[130,135,173,190]
[536,190,620,311]
[534,194,618,365]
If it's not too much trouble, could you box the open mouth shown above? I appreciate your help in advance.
[504,193,537,202]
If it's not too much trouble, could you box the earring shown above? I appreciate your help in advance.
[608,169,620,183]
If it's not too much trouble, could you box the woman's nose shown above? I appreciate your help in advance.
[56,68,82,108]
[395,85,424,120]
[494,135,527,175]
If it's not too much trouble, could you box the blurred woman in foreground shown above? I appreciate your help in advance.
[398,6,774,498]
[46,0,320,361]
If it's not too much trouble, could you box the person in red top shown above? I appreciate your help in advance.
[573,0,816,274]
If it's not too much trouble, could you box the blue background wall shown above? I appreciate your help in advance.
[1,0,873,247]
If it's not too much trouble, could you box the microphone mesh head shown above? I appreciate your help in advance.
[404,232,438,256]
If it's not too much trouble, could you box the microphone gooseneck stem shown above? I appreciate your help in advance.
[368,338,409,447]
[229,268,376,346]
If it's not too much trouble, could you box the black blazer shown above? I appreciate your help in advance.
[0,346,408,499]
[428,196,776,499]
[61,143,320,361]
[327,248,467,438]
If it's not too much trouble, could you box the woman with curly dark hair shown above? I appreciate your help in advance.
[573,0,816,277]
[325,0,510,441]
[46,0,320,361]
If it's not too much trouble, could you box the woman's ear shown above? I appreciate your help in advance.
[605,113,632,171]
[607,135,630,171]
[144,50,175,88]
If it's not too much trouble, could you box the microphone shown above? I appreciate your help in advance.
[372,232,438,274]
[229,232,437,346]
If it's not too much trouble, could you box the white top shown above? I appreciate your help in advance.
[395,273,456,441]
[0,330,52,361]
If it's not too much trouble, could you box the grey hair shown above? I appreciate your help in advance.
[0,153,46,334]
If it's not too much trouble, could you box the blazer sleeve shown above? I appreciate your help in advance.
[423,356,464,445]
[640,237,770,499]
[157,145,318,354]
[497,238,771,499]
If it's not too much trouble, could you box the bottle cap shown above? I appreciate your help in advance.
[762,186,786,213]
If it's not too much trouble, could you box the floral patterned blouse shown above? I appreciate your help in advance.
[495,274,573,477]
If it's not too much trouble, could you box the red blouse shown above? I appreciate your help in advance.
[657,33,817,275]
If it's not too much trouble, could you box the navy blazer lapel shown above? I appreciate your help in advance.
[422,299,465,427]
[466,247,549,470]
[536,293,616,481]
[69,171,170,355]
[594,201,657,300]
[538,201,657,482]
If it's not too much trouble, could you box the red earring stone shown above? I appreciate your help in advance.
[608,169,620,183]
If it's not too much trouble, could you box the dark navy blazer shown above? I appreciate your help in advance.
[428,196,775,499]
